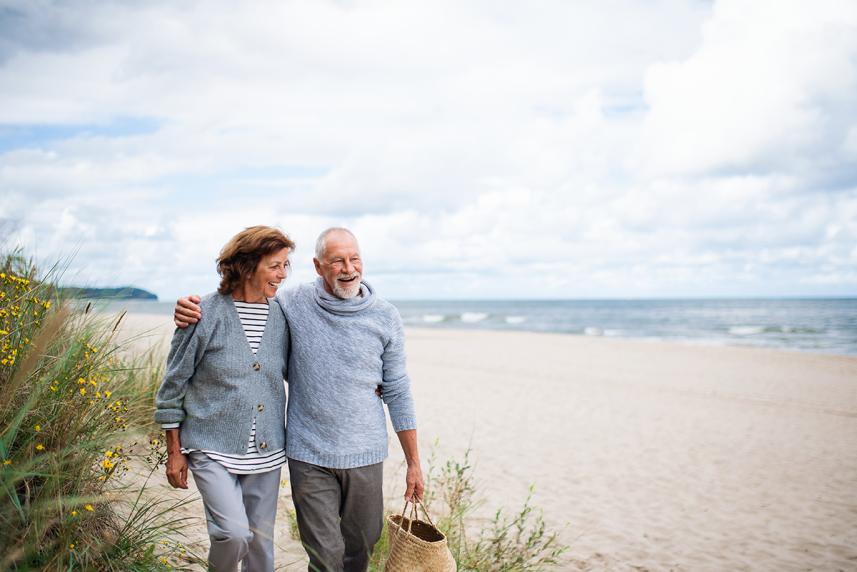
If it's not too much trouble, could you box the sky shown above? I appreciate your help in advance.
[1,0,856,300]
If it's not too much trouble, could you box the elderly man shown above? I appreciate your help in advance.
[174,227,423,572]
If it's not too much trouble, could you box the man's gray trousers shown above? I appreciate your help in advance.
[188,452,281,571]
[288,458,384,572]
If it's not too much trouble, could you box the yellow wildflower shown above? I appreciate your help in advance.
[71,510,78,517]
[69,543,75,549]
[34,424,41,432]
[0,330,7,335]
[101,459,114,470]
[84,504,94,512]
[50,385,57,392]
[77,378,86,385]
[35,444,45,451]
[103,390,112,398]
[79,387,86,396]
[104,450,114,458]
[3,459,11,466]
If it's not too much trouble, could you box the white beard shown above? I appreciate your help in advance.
[333,280,361,299]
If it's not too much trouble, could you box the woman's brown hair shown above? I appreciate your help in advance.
[217,226,295,295]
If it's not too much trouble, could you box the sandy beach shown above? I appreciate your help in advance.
[119,313,857,571]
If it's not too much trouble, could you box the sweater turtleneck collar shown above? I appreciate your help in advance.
[313,276,376,315]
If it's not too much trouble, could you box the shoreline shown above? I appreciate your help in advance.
[89,296,857,358]
[105,308,857,360]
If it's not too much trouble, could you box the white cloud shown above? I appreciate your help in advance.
[639,0,857,177]
[1,0,856,299]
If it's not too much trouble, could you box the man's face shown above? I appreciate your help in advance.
[313,231,363,299]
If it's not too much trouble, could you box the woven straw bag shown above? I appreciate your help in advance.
[384,498,456,572]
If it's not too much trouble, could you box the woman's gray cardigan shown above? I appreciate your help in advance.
[154,292,288,455]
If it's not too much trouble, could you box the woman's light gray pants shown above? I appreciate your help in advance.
[188,452,282,572]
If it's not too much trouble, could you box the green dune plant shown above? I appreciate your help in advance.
[0,251,200,571]
[370,448,568,571]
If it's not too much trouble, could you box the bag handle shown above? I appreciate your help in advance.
[413,497,437,528]
[391,499,412,548]
[391,496,435,546]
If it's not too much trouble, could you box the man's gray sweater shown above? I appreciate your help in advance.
[277,278,416,469]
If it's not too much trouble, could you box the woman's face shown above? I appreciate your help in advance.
[248,247,290,299]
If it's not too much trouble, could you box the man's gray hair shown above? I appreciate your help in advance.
[315,227,358,259]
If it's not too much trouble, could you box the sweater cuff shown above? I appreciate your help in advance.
[154,408,186,425]
[391,416,417,433]
[161,423,180,429]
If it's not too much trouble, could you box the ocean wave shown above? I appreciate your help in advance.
[461,312,489,323]
[777,325,821,334]
[385,299,855,355]
[729,326,766,336]
[729,325,823,336]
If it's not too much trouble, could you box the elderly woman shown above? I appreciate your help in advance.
[155,225,293,572]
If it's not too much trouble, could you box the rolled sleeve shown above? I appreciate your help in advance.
[380,312,417,432]
[154,321,207,426]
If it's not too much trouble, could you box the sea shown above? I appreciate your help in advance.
[95,297,857,357]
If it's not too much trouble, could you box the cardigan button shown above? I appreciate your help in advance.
[259,441,268,450]
[252,362,261,371]
[257,404,265,412]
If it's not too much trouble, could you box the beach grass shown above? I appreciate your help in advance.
[369,448,568,571]
[0,251,201,571]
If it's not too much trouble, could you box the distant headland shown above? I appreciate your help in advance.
[61,286,158,300]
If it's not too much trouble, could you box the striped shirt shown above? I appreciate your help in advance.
[234,300,267,352]
[163,299,286,475]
